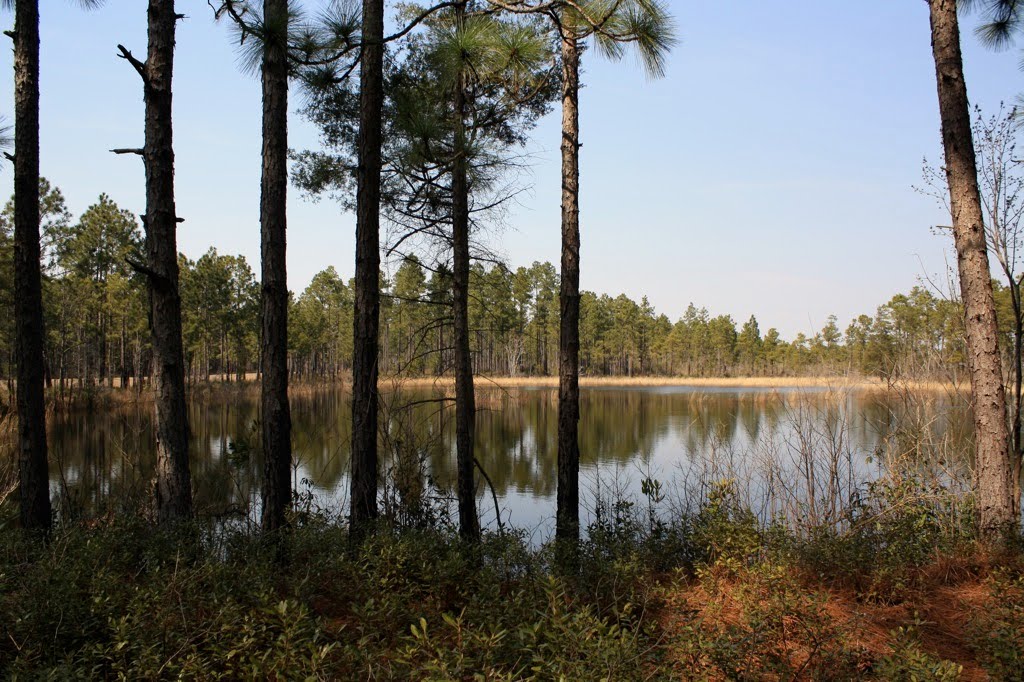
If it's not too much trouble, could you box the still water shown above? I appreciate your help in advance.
[47,385,973,534]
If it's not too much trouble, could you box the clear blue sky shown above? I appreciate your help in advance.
[1,0,1020,338]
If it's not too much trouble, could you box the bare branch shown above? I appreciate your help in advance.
[384,2,461,44]
[116,44,147,81]
[126,256,162,283]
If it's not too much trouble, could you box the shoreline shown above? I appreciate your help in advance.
[383,375,961,392]
[16,374,962,413]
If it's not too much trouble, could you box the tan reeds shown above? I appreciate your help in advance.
[394,375,956,392]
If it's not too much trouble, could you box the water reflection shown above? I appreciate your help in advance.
[45,385,974,533]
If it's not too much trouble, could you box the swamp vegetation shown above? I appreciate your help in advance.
[3,0,1024,678]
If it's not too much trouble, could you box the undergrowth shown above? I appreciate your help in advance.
[1,478,1022,680]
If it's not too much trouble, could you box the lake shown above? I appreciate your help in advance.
[46,384,974,536]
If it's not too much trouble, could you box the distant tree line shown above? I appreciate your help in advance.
[3,185,1014,391]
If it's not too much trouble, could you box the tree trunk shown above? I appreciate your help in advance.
[99,309,108,386]
[13,0,51,534]
[140,0,192,523]
[120,317,128,388]
[349,0,384,539]
[556,33,581,543]
[1011,286,1023,518]
[929,0,1015,533]
[135,339,143,393]
[436,322,444,375]
[259,0,292,534]
[452,40,480,542]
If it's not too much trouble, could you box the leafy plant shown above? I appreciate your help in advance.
[876,627,962,681]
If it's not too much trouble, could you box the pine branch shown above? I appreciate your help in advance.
[116,44,148,82]
[125,256,163,283]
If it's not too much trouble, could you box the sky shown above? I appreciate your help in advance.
[0,0,1021,338]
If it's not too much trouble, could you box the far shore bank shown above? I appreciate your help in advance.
[390,375,960,391]
[3,374,962,413]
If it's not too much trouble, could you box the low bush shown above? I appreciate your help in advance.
[0,480,1019,679]
[967,569,1024,681]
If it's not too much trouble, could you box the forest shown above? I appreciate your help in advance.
[0,182,998,390]
[3,0,1024,679]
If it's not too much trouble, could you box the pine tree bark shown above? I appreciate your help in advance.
[349,0,384,539]
[260,0,292,534]
[452,45,480,542]
[120,318,129,388]
[13,0,51,534]
[1012,290,1023,518]
[556,34,581,543]
[929,0,1016,533]
[142,0,192,523]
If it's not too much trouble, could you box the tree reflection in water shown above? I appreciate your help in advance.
[44,385,974,535]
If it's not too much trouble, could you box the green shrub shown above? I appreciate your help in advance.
[967,570,1024,681]
[791,474,971,602]
[691,480,761,571]
[875,627,962,681]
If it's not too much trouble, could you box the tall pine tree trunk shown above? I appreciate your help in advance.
[452,44,479,542]
[99,310,108,386]
[349,0,384,538]
[138,0,192,523]
[260,0,292,534]
[556,33,581,543]
[929,0,1015,533]
[1012,290,1023,518]
[13,0,51,533]
[120,317,128,388]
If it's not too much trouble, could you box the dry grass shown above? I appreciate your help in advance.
[391,375,955,392]
[0,461,13,509]
[29,374,956,413]
[44,377,344,411]
[69,373,961,392]
[0,414,15,509]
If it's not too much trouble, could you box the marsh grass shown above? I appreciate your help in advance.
[395,375,957,391]
[29,374,960,416]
